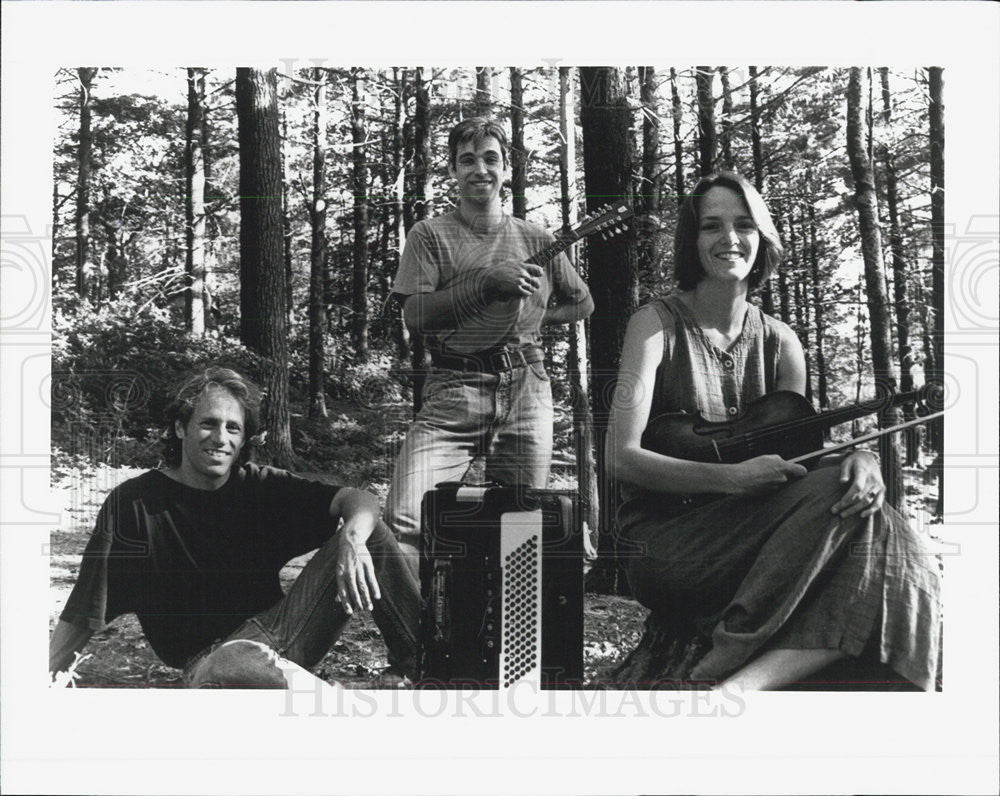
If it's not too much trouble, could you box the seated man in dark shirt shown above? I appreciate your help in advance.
[49,365,419,688]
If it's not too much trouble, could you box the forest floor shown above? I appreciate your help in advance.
[49,396,941,689]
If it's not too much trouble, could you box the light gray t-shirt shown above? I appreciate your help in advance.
[392,211,590,353]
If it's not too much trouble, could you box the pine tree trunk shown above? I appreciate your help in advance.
[928,67,945,516]
[748,66,775,315]
[719,66,734,170]
[474,67,492,117]
[75,67,98,298]
[559,67,599,541]
[879,71,916,461]
[807,194,828,410]
[774,214,791,325]
[637,67,662,285]
[579,67,637,594]
[185,67,207,336]
[695,66,717,176]
[391,68,410,361]
[789,209,814,403]
[669,68,685,209]
[509,67,527,219]
[406,67,431,415]
[309,68,329,420]
[201,76,217,328]
[236,67,295,468]
[280,94,294,325]
[846,67,903,510]
[350,67,370,360]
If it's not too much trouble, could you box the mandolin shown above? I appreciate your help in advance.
[528,202,632,267]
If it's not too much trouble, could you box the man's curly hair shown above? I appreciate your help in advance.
[160,366,262,467]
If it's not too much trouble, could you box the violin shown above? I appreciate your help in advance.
[640,387,940,466]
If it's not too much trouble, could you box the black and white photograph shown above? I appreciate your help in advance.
[2,2,998,795]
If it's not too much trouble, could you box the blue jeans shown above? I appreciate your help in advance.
[184,520,419,687]
[385,362,554,573]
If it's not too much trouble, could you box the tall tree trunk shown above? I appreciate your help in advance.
[308,68,329,420]
[350,67,370,360]
[474,67,492,117]
[789,209,813,403]
[391,67,410,360]
[669,68,686,209]
[718,66,734,170]
[52,180,62,285]
[637,67,662,285]
[578,67,637,594]
[748,66,775,315]
[75,67,98,298]
[774,213,792,324]
[695,66,717,176]
[853,278,868,436]
[185,67,207,336]
[879,68,916,462]
[928,67,945,516]
[794,274,814,404]
[280,96,294,325]
[201,74,217,327]
[236,67,295,468]
[509,67,527,219]
[807,194,828,410]
[846,67,903,510]
[406,67,431,415]
[559,66,599,542]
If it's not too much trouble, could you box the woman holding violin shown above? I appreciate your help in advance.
[609,172,941,690]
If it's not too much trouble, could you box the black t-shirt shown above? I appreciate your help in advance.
[60,464,341,668]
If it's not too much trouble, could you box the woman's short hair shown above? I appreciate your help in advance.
[674,172,783,292]
[160,366,262,467]
[448,117,509,169]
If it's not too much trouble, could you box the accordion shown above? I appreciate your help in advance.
[418,484,584,689]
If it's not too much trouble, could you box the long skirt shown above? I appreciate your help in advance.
[617,467,942,690]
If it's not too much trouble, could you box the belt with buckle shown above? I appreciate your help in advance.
[430,344,545,374]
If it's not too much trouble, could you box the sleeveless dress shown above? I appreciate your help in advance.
[617,295,942,689]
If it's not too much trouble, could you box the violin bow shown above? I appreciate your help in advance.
[788,410,946,465]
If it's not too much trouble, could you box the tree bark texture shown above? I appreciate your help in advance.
[390,68,410,361]
[637,67,662,287]
[559,66,599,539]
[846,67,903,509]
[236,67,295,468]
[927,67,945,500]
[474,67,492,117]
[749,66,775,315]
[75,67,98,298]
[695,66,717,176]
[351,68,370,360]
[185,67,207,336]
[719,66,734,170]
[578,66,637,593]
[308,68,329,420]
[406,67,431,415]
[807,197,828,410]
[509,68,527,219]
[669,68,686,209]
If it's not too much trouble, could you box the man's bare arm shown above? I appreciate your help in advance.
[542,293,594,326]
[49,620,94,678]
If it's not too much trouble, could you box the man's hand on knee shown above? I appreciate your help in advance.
[335,533,380,614]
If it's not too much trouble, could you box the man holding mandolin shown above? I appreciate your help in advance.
[385,117,595,570]
[609,172,942,691]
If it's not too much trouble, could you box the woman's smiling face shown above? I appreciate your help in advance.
[696,186,761,285]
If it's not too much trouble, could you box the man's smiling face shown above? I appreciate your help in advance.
[449,135,508,209]
[175,386,246,490]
